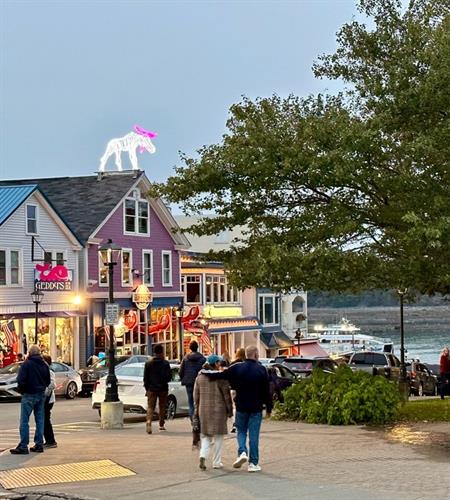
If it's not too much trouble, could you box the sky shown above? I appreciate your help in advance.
[1,0,358,185]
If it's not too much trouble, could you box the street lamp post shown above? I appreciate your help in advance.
[31,289,44,345]
[98,239,123,428]
[295,328,302,356]
[398,289,407,383]
[175,304,184,361]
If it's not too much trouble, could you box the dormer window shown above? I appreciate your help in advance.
[124,191,149,235]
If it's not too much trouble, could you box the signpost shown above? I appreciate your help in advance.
[105,303,119,325]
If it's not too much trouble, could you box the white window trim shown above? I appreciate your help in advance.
[0,248,23,287]
[183,274,202,304]
[259,294,280,326]
[142,249,154,287]
[161,250,172,287]
[25,203,39,235]
[123,196,150,237]
[98,251,109,288]
[121,248,133,288]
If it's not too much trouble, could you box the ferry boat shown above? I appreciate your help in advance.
[306,318,393,357]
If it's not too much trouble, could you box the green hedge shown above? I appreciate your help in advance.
[274,365,401,425]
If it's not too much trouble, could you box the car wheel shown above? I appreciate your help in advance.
[65,381,78,399]
[418,383,424,397]
[166,396,177,420]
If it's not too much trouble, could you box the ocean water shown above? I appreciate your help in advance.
[309,306,450,365]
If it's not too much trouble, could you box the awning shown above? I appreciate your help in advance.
[292,340,329,358]
[260,330,294,349]
[207,317,261,334]
[0,311,86,320]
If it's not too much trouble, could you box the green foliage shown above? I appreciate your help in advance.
[150,0,450,294]
[398,398,450,422]
[274,365,401,425]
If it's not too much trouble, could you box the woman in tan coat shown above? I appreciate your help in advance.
[194,354,233,470]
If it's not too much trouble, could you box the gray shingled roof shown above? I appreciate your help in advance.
[0,172,142,244]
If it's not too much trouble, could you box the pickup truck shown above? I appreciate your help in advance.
[348,351,402,380]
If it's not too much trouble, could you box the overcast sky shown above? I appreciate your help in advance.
[1,0,357,183]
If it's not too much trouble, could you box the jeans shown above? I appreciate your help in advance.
[185,385,194,419]
[146,391,168,428]
[44,399,56,445]
[19,392,45,449]
[235,411,263,465]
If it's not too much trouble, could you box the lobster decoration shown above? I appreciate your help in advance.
[35,263,69,282]
[148,314,171,335]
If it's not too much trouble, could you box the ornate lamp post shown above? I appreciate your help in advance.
[98,239,123,428]
[175,304,184,361]
[31,289,44,345]
[294,328,302,356]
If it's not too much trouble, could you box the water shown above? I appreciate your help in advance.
[309,306,450,365]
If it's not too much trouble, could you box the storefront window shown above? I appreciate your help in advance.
[55,318,73,365]
[24,318,50,354]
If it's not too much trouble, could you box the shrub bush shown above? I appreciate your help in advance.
[274,365,401,425]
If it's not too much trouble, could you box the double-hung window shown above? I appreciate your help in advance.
[142,250,153,286]
[98,250,109,286]
[121,249,133,287]
[161,251,172,287]
[0,249,22,286]
[26,204,38,234]
[258,294,280,325]
[124,189,149,235]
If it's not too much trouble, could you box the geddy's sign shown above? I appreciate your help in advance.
[34,263,73,292]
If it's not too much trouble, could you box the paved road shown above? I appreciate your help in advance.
[0,407,449,500]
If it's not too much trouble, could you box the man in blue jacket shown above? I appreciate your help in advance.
[179,341,206,418]
[205,345,272,472]
[10,345,50,454]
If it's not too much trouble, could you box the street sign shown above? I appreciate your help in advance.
[105,303,120,325]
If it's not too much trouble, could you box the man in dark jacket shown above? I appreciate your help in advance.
[143,344,172,434]
[10,345,50,454]
[179,340,206,418]
[205,345,272,472]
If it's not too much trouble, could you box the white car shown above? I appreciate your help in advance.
[91,363,189,418]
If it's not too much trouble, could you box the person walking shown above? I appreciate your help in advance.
[42,355,57,448]
[205,345,272,472]
[230,347,245,366]
[179,341,206,418]
[143,344,172,434]
[194,354,232,471]
[10,345,50,454]
[439,346,450,400]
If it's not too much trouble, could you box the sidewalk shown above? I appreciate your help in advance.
[1,417,449,500]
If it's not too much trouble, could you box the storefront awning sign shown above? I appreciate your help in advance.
[34,264,73,291]
[132,285,152,310]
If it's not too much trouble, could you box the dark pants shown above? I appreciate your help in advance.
[147,391,168,428]
[19,392,45,449]
[185,384,195,419]
[44,399,56,445]
[440,373,450,398]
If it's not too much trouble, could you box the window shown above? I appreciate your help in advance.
[0,249,22,286]
[124,192,149,235]
[43,251,65,266]
[205,274,239,304]
[26,204,38,234]
[258,294,280,325]
[142,250,153,286]
[122,249,132,287]
[182,275,201,303]
[98,250,109,286]
[161,251,172,286]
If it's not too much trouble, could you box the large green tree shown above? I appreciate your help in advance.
[150,0,450,294]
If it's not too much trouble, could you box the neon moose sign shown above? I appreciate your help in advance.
[99,125,157,172]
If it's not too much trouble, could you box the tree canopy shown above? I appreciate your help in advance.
[150,0,450,294]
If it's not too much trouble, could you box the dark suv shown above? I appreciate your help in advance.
[79,355,149,395]
[279,357,338,378]
[406,360,438,396]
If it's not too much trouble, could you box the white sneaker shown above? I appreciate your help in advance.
[248,463,261,472]
[213,462,224,469]
[233,452,248,469]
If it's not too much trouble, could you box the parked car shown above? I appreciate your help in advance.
[348,351,401,380]
[267,363,297,402]
[91,363,189,418]
[279,357,338,378]
[79,354,149,395]
[406,360,438,396]
[0,361,82,399]
[259,358,275,366]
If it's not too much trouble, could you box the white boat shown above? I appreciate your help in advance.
[306,318,393,357]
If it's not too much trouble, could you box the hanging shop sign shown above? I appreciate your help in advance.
[132,284,152,310]
[34,263,73,291]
